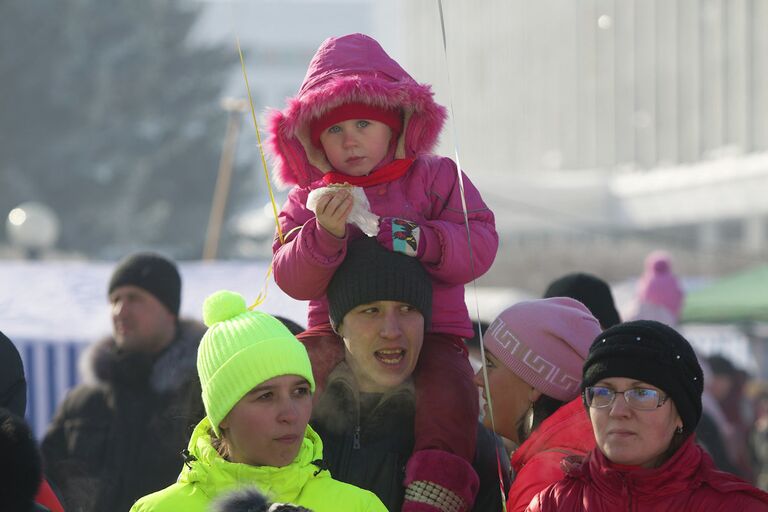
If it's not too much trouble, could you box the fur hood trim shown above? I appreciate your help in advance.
[266,33,447,188]
[80,319,206,393]
[211,487,270,512]
[312,361,414,435]
[210,487,312,512]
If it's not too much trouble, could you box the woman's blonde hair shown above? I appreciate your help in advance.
[209,426,231,460]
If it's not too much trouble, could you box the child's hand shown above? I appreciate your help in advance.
[315,189,353,238]
[377,217,422,257]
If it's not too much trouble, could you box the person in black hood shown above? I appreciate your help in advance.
[543,272,621,330]
[41,252,207,512]
[0,330,27,418]
[0,407,52,512]
[1,332,64,512]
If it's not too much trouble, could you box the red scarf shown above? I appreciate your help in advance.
[322,158,415,188]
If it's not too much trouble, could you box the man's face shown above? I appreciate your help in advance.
[337,300,424,392]
[109,285,176,353]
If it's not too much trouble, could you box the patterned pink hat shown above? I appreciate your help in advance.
[483,297,601,401]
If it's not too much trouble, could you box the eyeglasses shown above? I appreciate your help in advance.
[584,386,669,410]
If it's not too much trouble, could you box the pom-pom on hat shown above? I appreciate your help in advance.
[582,320,704,435]
[108,252,181,316]
[483,297,602,401]
[309,102,403,148]
[327,237,432,330]
[197,291,315,436]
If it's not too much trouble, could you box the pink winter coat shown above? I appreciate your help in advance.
[526,436,768,512]
[506,398,595,512]
[266,33,498,338]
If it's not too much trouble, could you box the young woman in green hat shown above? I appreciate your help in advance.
[130,290,386,512]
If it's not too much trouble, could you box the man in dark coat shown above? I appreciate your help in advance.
[312,239,509,512]
[41,252,206,512]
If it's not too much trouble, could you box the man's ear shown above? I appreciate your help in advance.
[333,322,343,337]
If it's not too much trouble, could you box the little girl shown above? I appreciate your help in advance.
[267,33,498,512]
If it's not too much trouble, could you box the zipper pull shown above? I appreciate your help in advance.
[353,425,361,449]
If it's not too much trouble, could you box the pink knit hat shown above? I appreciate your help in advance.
[483,297,602,401]
[636,250,684,320]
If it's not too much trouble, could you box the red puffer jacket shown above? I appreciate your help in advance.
[506,398,595,512]
[526,436,768,511]
[36,478,65,512]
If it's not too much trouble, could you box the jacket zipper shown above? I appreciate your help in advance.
[619,473,634,512]
[353,424,361,449]
[353,394,362,450]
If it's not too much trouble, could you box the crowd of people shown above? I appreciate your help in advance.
[4,32,768,511]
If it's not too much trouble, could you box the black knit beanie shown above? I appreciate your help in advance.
[327,237,432,329]
[544,272,621,329]
[108,252,181,316]
[581,320,703,435]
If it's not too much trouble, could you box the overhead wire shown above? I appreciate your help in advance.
[435,2,508,509]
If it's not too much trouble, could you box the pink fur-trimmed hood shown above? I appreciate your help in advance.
[266,33,447,188]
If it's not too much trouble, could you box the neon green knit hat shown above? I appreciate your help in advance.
[197,290,315,436]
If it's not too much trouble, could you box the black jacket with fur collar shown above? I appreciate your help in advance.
[311,363,510,512]
[41,319,206,512]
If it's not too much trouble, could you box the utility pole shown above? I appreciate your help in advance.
[203,97,248,261]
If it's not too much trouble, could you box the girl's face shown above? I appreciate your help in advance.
[588,377,682,468]
[474,352,539,445]
[319,119,392,176]
[218,375,312,467]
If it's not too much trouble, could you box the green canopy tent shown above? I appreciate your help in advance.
[682,264,768,324]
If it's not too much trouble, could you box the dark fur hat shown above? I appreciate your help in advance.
[211,487,312,512]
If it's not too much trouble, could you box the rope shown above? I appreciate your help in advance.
[235,38,284,310]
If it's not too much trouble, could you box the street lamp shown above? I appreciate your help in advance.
[6,201,60,259]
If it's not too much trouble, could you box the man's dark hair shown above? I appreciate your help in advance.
[543,272,620,329]
[273,316,305,336]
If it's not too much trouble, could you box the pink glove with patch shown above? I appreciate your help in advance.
[377,217,440,263]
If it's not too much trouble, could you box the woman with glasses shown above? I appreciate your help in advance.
[527,320,768,511]
[474,298,602,512]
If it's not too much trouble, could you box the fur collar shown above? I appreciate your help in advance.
[80,319,206,393]
[312,361,415,435]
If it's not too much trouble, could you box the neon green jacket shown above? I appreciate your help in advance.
[130,418,386,512]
